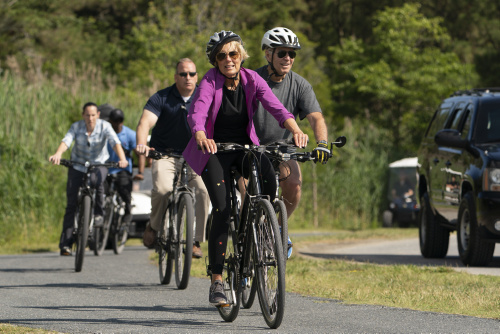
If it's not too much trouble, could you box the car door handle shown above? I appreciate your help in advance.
[433,158,439,164]
[445,160,452,167]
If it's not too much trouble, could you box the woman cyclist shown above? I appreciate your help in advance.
[182,30,308,306]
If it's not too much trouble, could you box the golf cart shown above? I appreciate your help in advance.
[382,157,419,227]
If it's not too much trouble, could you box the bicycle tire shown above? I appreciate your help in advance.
[93,202,112,256]
[274,200,288,262]
[241,239,257,309]
[75,195,91,272]
[111,200,128,255]
[217,236,241,322]
[159,207,174,285]
[254,199,286,329]
[175,194,194,289]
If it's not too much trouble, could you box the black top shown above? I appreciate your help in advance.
[214,83,251,145]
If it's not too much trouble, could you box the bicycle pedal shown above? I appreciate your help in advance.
[217,303,230,308]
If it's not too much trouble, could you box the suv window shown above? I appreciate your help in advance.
[448,102,466,130]
[460,106,472,139]
[426,102,454,136]
[474,100,500,143]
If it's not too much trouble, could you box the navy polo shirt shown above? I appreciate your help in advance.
[144,84,196,154]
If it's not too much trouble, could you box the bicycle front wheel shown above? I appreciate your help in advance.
[175,194,194,289]
[217,236,240,322]
[254,199,286,329]
[158,208,174,285]
[112,212,128,255]
[75,195,91,272]
[94,205,111,256]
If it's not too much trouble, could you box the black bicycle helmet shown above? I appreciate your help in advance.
[261,27,301,50]
[206,30,242,66]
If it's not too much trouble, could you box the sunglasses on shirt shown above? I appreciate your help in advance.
[276,50,297,59]
[178,72,197,77]
[216,51,240,62]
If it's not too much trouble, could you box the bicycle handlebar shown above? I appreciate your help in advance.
[265,136,347,163]
[59,159,120,169]
[147,149,183,160]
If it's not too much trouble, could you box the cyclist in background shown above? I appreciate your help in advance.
[107,108,144,225]
[254,27,330,257]
[49,102,128,256]
[182,30,308,306]
[136,58,210,259]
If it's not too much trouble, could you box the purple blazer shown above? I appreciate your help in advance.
[183,67,294,175]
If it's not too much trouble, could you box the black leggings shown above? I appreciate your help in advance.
[201,151,276,275]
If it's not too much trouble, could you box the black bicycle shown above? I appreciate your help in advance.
[58,160,118,272]
[148,150,195,290]
[204,143,286,329]
[93,173,129,256]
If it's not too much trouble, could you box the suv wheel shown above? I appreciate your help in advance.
[457,192,495,266]
[419,193,449,258]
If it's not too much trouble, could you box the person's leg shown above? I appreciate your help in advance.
[115,170,133,222]
[201,153,236,305]
[144,157,175,247]
[278,160,302,218]
[149,157,176,231]
[60,168,84,252]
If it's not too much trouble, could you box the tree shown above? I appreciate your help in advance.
[330,3,476,156]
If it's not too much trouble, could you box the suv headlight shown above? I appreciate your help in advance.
[483,168,500,191]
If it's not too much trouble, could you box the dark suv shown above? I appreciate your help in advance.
[417,88,500,266]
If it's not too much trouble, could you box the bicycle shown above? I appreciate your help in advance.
[148,150,196,290]
[239,136,347,312]
[204,142,286,329]
[93,173,129,256]
[58,159,119,272]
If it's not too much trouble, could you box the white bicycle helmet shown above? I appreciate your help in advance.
[206,30,242,66]
[261,27,301,50]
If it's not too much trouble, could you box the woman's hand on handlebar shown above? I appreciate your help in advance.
[48,153,62,165]
[195,131,217,154]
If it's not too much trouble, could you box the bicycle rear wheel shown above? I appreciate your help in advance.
[254,199,286,329]
[175,194,194,289]
[159,208,174,285]
[274,200,288,261]
[75,195,91,272]
[241,238,257,309]
[217,236,240,322]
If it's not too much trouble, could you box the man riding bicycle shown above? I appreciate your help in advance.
[136,58,210,259]
[49,102,128,256]
[253,27,331,257]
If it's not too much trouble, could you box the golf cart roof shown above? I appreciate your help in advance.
[389,157,419,168]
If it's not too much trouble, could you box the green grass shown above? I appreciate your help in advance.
[186,228,500,320]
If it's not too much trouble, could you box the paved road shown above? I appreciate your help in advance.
[299,235,500,276]
[1,244,500,333]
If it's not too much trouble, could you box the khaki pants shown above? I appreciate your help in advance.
[150,156,210,242]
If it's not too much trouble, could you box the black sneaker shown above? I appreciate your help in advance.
[209,280,228,306]
[60,247,72,256]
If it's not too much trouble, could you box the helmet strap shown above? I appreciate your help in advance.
[268,49,285,79]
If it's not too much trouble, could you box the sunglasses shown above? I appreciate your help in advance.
[276,50,297,59]
[216,51,240,62]
[178,72,197,77]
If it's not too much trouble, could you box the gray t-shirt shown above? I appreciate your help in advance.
[253,65,322,144]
